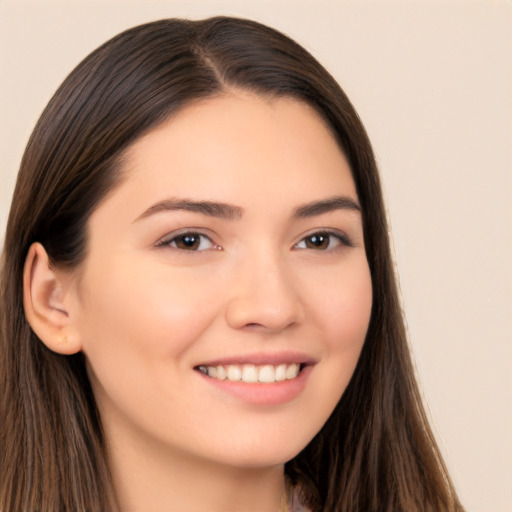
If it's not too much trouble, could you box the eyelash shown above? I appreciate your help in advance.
[156,229,352,252]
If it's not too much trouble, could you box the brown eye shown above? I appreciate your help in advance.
[174,234,201,250]
[159,232,217,251]
[294,231,351,251]
[304,233,330,250]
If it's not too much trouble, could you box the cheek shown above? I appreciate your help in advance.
[77,260,220,375]
[309,258,373,347]
[308,258,372,386]
[76,260,226,439]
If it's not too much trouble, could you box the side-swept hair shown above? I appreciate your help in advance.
[0,16,464,512]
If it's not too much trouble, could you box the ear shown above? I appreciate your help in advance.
[23,242,82,355]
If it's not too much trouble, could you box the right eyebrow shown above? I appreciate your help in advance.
[132,198,244,223]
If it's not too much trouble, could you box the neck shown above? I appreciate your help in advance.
[106,426,286,512]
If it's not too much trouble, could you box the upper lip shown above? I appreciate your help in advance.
[194,351,318,368]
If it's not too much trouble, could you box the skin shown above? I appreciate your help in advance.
[26,91,373,511]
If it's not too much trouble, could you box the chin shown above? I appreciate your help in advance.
[200,432,314,470]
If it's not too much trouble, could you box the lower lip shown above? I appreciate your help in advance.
[197,365,313,406]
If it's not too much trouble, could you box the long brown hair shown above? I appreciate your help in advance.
[0,17,464,511]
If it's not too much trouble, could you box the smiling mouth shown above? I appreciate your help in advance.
[195,363,306,383]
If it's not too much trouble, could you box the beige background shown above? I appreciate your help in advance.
[1,1,511,511]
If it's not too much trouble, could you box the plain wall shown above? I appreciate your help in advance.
[1,2,511,511]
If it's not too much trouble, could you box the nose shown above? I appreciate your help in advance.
[225,251,305,333]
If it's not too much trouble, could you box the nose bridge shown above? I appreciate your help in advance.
[225,244,304,332]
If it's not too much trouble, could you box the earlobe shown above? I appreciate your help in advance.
[23,242,82,355]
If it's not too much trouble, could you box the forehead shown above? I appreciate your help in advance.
[87,92,358,235]
[120,92,355,198]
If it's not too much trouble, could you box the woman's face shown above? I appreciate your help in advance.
[71,92,372,468]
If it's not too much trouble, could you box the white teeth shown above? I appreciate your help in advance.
[286,363,300,380]
[258,365,275,383]
[227,365,242,381]
[275,364,287,382]
[241,365,258,383]
[216,366,227,380]
[198,363,302,383]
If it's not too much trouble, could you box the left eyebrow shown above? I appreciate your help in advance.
[293,196,361,218]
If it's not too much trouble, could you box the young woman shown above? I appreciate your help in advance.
[0,16,465,512]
